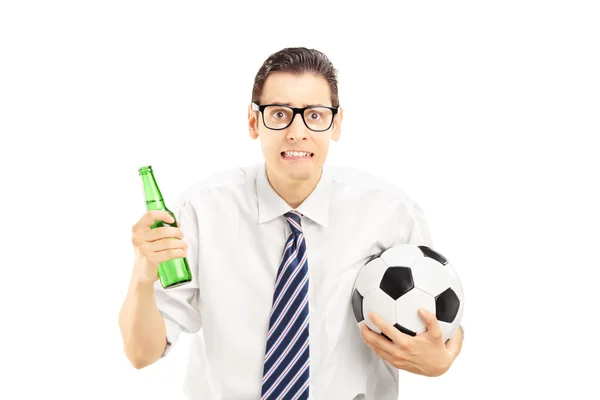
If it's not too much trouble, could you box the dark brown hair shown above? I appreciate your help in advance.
[251,47,339,107]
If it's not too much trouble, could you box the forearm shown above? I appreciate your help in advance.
[118,272,167,369]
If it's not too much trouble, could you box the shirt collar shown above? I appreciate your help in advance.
[256,161,332,227]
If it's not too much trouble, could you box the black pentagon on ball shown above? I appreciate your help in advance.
[351,288,364,323]
[379,266,414,300]
[381,324,416,340]
[395,323,416,336]
[418,245,449,265]
[435,288,460,323]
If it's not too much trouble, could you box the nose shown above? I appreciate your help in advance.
[286,113,308,141]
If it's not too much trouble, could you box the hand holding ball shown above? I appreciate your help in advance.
[352,244,464,342]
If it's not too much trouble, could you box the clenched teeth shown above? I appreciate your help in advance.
[282,151,313,157]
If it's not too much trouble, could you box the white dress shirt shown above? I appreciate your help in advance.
[154,161,440,399]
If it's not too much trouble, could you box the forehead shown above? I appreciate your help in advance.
[261,72,332,107]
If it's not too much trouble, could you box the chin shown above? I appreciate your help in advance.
[276,162,314,180]
[286,170,314,182]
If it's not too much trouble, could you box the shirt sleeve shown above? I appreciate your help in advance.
[405,201,434,248]
[154,195,203,358]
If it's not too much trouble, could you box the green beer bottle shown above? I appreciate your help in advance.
[138,165,192,289]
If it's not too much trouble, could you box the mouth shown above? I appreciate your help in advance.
[280,151,314,161]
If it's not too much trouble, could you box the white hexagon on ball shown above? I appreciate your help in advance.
[354,257,387,297]
[380,244,423,269]
[394,288,435,335]
[362,289,396,334]
[411,257,454,297]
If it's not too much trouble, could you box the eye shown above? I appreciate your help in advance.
[270,108,290,120]
[308,112,321,120]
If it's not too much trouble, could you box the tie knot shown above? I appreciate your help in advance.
[284,211,303,235]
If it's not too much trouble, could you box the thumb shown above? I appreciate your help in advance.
[445,326,463,355]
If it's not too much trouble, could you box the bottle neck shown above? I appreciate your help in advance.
[140,171,166,211]
[145,198,167,211]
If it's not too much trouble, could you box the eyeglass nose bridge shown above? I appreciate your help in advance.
[286,107,310,130]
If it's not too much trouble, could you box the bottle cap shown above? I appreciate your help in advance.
[138,165,153,175]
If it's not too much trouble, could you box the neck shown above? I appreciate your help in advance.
[266,166,322,209]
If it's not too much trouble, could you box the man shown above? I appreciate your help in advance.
[119,47,464,399]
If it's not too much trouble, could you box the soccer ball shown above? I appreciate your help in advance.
[351,244,464,342]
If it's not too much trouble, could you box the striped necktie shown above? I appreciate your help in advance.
[261,210,310,400]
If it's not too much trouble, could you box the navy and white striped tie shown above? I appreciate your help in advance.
[261,210,310,400]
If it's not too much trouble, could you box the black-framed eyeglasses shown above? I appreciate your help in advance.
[252,102,339,132]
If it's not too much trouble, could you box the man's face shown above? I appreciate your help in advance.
[248,72,342,185]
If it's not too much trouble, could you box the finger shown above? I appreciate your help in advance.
[418,308,443,341]
[361,321,405,357]
[371,343,395,363]
[135,210,175,231]
[132,227,181,247]
[362,327,414,372]
[147,248,187,264]
[369,312,411,348]
[144,226,184,242]
[147,238,189,252]
[361,326,397,364]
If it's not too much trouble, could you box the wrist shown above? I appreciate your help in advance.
[130,271,156,294]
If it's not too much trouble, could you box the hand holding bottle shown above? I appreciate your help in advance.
[131,210,188,285]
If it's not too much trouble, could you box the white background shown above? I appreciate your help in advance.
[1,0,599,399]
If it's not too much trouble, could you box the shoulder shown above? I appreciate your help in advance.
[175,162,261,205]
[328,163,420,208]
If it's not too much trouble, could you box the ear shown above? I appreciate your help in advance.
[331,106,343,142]
[248,104,259,140]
